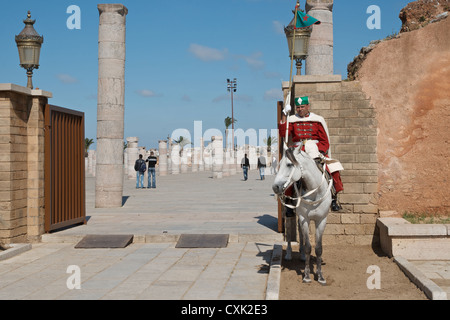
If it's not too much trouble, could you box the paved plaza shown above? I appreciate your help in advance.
[0,170,282,300]
[0,170,448,300]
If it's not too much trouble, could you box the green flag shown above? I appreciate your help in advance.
[295,10,321,29]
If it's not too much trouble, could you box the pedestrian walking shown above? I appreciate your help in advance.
[134,154,146,189]
[146,151,157,188]
[257,155,266,180]
[241,154,250,181]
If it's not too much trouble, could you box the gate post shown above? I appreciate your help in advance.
[96,4,128,208]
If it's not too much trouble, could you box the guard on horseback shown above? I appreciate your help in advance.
[279,96,344,212]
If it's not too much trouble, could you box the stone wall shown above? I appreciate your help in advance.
[282,75,378,245]
[0,84,51,244]
[357,17,450,215]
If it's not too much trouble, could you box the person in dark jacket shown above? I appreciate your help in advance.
[134,154,146,189]
[241,154,250,181]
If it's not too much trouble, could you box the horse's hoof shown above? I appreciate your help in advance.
[318,278,327,286]
[302,277,312,284]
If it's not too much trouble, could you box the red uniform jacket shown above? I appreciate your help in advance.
[278,114,344,194]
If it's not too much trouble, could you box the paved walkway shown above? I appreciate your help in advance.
[410,260,450,299]
[0,170,283,300]
[1,170,448,300]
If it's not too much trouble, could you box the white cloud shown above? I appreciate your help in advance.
[56,73,78,84]
[235,52,265,71]
[188,44,228,62]
[264,88,283,101]
[272,20,285,34]
[243,52,265,70]
[136,89,162,97]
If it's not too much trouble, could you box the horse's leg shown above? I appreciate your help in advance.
[298,216,306,262]
[284,216,295,261]
[285,240,292,261]
[299,216,312,283]
[315,217,327,285]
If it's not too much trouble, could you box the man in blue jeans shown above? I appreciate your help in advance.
[146,151,157,188]
[257,155,266,180]
[241,154,250,181]
[134,154,146,188]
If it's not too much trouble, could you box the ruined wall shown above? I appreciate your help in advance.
[357,17,450,215]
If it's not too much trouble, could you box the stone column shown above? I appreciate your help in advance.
[126,137,138,179]
[167,138,172,173]
[158,140,168,176]
[305,0,334,75]
[123,150,128,174]
[171,144,180,175]
[211,136,223,179]
[249,146,257,170]
[88,150,96,176]
[223,151,230,177]
[198,138,205,171]
[191,148,198,173]
[180,148,188,173]
[96,4,128,208]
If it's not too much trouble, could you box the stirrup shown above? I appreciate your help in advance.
[331,195,342,212]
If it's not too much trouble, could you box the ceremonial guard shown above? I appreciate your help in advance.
[279,96,344,211]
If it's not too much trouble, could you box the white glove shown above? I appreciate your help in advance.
[283,94,292,115]
[283,104,292,116]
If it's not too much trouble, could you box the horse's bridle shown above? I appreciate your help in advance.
[278,148,333,209]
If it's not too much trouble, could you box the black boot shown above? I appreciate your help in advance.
[331,195,342,212]
[285,207,295,217]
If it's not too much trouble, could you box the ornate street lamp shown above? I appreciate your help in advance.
[15,11,44,89]
[284,1,316,75]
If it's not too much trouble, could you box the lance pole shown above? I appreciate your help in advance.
[284,0,300,151]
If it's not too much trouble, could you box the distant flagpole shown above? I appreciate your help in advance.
[285,0,300,149]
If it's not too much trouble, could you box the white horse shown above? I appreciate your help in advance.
[272,144,332,285]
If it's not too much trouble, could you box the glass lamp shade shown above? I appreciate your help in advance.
[284,26,312,59]
[16,42,42,69]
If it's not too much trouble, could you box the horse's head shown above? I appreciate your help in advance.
[272,145,303,196]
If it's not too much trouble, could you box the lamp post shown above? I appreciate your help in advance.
[284,2,312,75]
[15,11,44,89]
[227,78,237,150]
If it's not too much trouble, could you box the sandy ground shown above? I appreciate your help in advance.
[280,244,427,300]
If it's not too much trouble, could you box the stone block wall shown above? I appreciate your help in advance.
[0,84,51,244]
[282,75,378,245]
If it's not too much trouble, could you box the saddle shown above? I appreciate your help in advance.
[314,157,337,197]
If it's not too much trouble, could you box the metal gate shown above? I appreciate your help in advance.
[44,104,86,232]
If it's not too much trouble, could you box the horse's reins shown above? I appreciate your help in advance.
[279,149,333,209]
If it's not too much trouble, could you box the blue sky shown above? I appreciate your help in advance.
[1,0,412,149]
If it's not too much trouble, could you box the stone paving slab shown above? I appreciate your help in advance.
[0,241,274,300]
[410,260,450,300]
[395,257,448,300]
